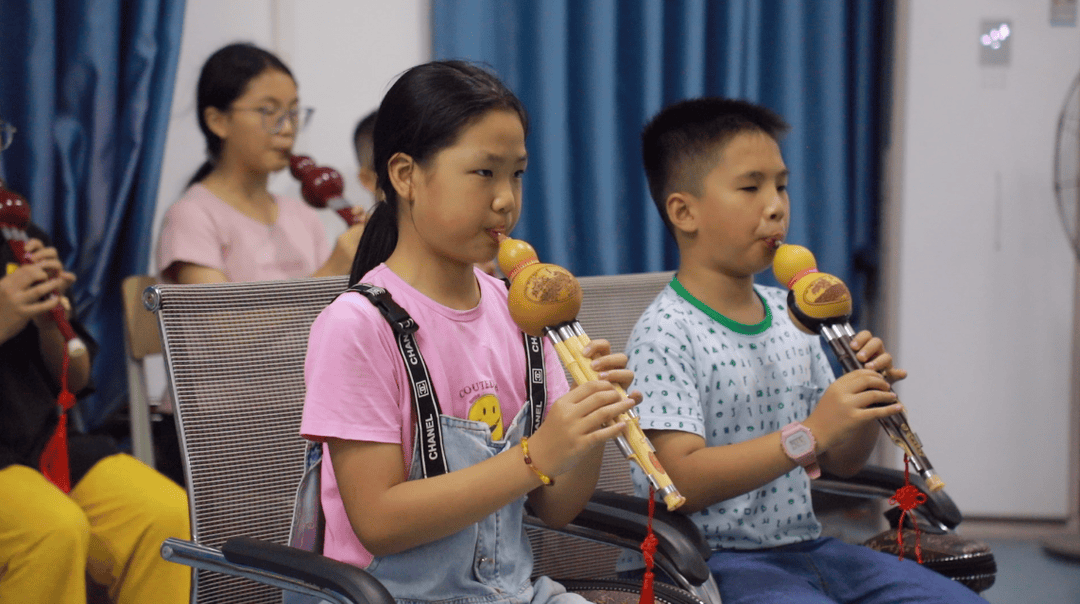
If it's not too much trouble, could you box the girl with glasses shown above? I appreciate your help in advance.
[156,43,366,284]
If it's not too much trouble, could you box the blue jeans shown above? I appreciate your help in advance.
[707,537,988,604]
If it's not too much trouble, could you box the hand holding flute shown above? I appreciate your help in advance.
[498,235,686,511]
[772,244,945,492]
[0,186,87,357]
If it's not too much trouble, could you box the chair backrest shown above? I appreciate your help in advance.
[148,276,349,604]
[577,271,673,496]
[151,271,674,598]
[529,271,673,581]
[122,274,162,466]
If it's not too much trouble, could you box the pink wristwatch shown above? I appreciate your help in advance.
[780,422,821,479]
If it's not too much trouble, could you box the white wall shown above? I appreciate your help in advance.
[890,1,1079,518]
[150,0,431,270]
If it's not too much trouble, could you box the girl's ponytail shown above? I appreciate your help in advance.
[186,160,215,188]
[349,201,397,285]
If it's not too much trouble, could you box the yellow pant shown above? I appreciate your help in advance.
[0,454,191,603]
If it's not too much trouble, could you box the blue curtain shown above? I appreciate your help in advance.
[433,0,891,307]
[0,0,186,429]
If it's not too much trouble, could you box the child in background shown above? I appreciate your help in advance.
[625,98,987,603]
[301,60,639,604]
[157,43,365,284]
[352,109,378,198]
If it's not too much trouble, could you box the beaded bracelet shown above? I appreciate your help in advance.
[520,436,554,486]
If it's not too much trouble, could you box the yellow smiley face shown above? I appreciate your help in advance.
[468,395,504,441]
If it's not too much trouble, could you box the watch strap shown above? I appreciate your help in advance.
[781,422,821,479]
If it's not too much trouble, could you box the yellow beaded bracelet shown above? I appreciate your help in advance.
[520,436,553,486]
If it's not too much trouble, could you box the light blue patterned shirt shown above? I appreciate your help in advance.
[627,278,835,550]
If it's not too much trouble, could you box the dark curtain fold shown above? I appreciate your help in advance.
[432,0,892,311]
[0,0,186,429]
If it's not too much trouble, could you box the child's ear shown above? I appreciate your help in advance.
[204,106,229,140]
[387,152,416,201]
[666,192,698,236]
[358,166,378,196]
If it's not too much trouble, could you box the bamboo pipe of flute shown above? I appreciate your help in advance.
[545,321,685,511]
[773,243,945,492]
[497,234,685,510]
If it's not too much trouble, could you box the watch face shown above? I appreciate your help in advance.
[785,432,813,456]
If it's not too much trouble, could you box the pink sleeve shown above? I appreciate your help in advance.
[301,294,407,446]
[156,192,226,277]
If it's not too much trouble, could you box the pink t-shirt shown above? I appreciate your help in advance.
[156,183,330,282]
[301,264,570,568]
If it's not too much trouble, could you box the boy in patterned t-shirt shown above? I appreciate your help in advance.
[625,98,987,603]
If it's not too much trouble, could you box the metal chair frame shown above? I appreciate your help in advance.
[121,274,162,466]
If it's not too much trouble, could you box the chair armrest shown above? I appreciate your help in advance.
[814,464,962,530]
[221,537,394,604]
[575,490,712,586]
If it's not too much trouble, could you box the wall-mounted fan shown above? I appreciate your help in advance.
[1055,73,1080,262]
[1044,72,1080,562]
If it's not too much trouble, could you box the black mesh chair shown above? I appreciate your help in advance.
[146,276,712,604]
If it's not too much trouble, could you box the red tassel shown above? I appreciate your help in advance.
[639,484,658,604]
[39,345,76,493]
[39,414,71,492]
[889,455,927,563]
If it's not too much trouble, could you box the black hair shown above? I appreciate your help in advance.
[352,110,378,171]
[349,60,528,285]
[187,43,295,187]
[641,97,790,237]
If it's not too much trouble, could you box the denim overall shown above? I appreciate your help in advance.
[346,283,587,604]
[366,406,584,604]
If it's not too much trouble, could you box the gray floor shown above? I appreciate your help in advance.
[980,538,1080,604]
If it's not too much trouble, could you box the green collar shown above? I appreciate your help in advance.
[670,276,772,335]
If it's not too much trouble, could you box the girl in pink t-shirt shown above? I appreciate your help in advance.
[157,43,366,284]
[301,61,640,604]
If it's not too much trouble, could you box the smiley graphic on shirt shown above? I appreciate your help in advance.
[468,394,504,440]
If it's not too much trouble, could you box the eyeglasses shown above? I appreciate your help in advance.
[231,106,314,135]
[0,120,15,152]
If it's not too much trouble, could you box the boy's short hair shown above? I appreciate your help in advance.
[641,98,790,236]
[353,110,378,171]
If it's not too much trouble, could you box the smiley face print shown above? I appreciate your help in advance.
[468,394,504,440]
